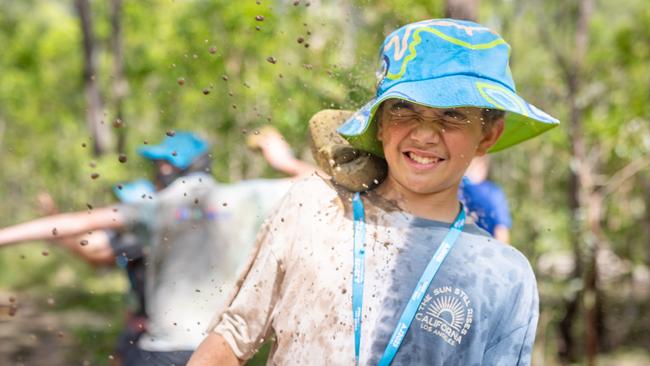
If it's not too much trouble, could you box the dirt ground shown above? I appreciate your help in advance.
[0,290,118,366]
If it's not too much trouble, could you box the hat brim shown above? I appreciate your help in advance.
[337,75,559,156]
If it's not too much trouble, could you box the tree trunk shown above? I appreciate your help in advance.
[644,175,650,266]
[563,0,599,364]
[76,0,111,155]
[111,0,127,154]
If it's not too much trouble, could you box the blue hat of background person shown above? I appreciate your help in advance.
[112,179,156,203]
[137,131,209,170]
[337,18,559,157]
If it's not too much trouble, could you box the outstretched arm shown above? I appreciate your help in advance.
[188,332,241,366]
[34,192,116,264]
[0,207,125,247]
[247,126,317,178]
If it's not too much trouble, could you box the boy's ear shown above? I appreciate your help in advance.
[476,118,505,156]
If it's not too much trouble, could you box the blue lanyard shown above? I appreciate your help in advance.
[351,192,466,366]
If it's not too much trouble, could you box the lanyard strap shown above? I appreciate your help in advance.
[352,192,366,364]
[351,192,466,366]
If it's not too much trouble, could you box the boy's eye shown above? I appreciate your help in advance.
[390,101,414,112]
[442,110,467,121]
[388,101,418,119]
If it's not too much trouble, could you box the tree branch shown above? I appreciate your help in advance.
[601,156,650,198]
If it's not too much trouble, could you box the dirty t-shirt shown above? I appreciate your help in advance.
[212,176,538,365]
[120,173,293,352]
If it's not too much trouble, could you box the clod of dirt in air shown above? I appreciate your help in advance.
[166,130,176,137]
[52,228,58,236]
[232,104,237,109]
[42,251,49,256]
[255,15,265,21]
[57,331,64,338]
[256,26,261,31]
[86,203,93,210]
[222,202,228,207]
[143,140,149,145]
[80,239,89,246]
[91,173,100,180]
[202,88,210,95]
[195,289,201,292]
[228,91,234,97]
[266,56,277,64]
[118,154,128,163]
[177,77,185,86]
[293,0,300,5]
[304,43,310,48]
[81,142,87,148]
[297,37,304,44]
[116,184,123,190]
[9,305,17,316]
[9,296,16,303]
[209,46,217,54]
[113,118,124,128]
[256,0,261,4]
[194,198,199,204]
[222,75,229,81]
[89,161,97,168]
[171,151,178,156]
[305,1,311,6]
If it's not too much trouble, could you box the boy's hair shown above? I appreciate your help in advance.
[481,108,506,131]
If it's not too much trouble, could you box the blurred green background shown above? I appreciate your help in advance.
[0,0,649,365]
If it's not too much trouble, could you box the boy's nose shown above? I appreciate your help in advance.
[409,120,443,145]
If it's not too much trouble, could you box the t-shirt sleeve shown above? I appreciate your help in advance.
[491,186,512,229]
[116,200,157,234]
[209,184,299,361]
[482,263,539,365]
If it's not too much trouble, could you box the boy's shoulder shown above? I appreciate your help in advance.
[286,173,353,202]
[458,228,535,278]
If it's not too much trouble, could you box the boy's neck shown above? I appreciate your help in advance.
[375,177,461,223]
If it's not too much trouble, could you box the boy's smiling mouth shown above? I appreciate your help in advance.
[404,150,445,167]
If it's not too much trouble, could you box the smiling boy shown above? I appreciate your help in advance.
[190,18,558,366]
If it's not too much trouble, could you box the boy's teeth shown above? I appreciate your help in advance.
[408,152,437,164]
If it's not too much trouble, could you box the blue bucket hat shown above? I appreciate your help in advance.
[112,179,156,203]
[138,131,209,170]
[337,18,559,157]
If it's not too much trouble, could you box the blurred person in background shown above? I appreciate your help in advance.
[459,155,512,243]
[0,129,314,365]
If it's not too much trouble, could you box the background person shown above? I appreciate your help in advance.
[38,179,156,363]
[459,155,512,243]
[0,130,310,365]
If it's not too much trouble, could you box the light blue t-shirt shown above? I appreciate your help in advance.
[213,176,539,365]
[365,217,537,365]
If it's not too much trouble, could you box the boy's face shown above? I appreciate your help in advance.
[377,99,503,197]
